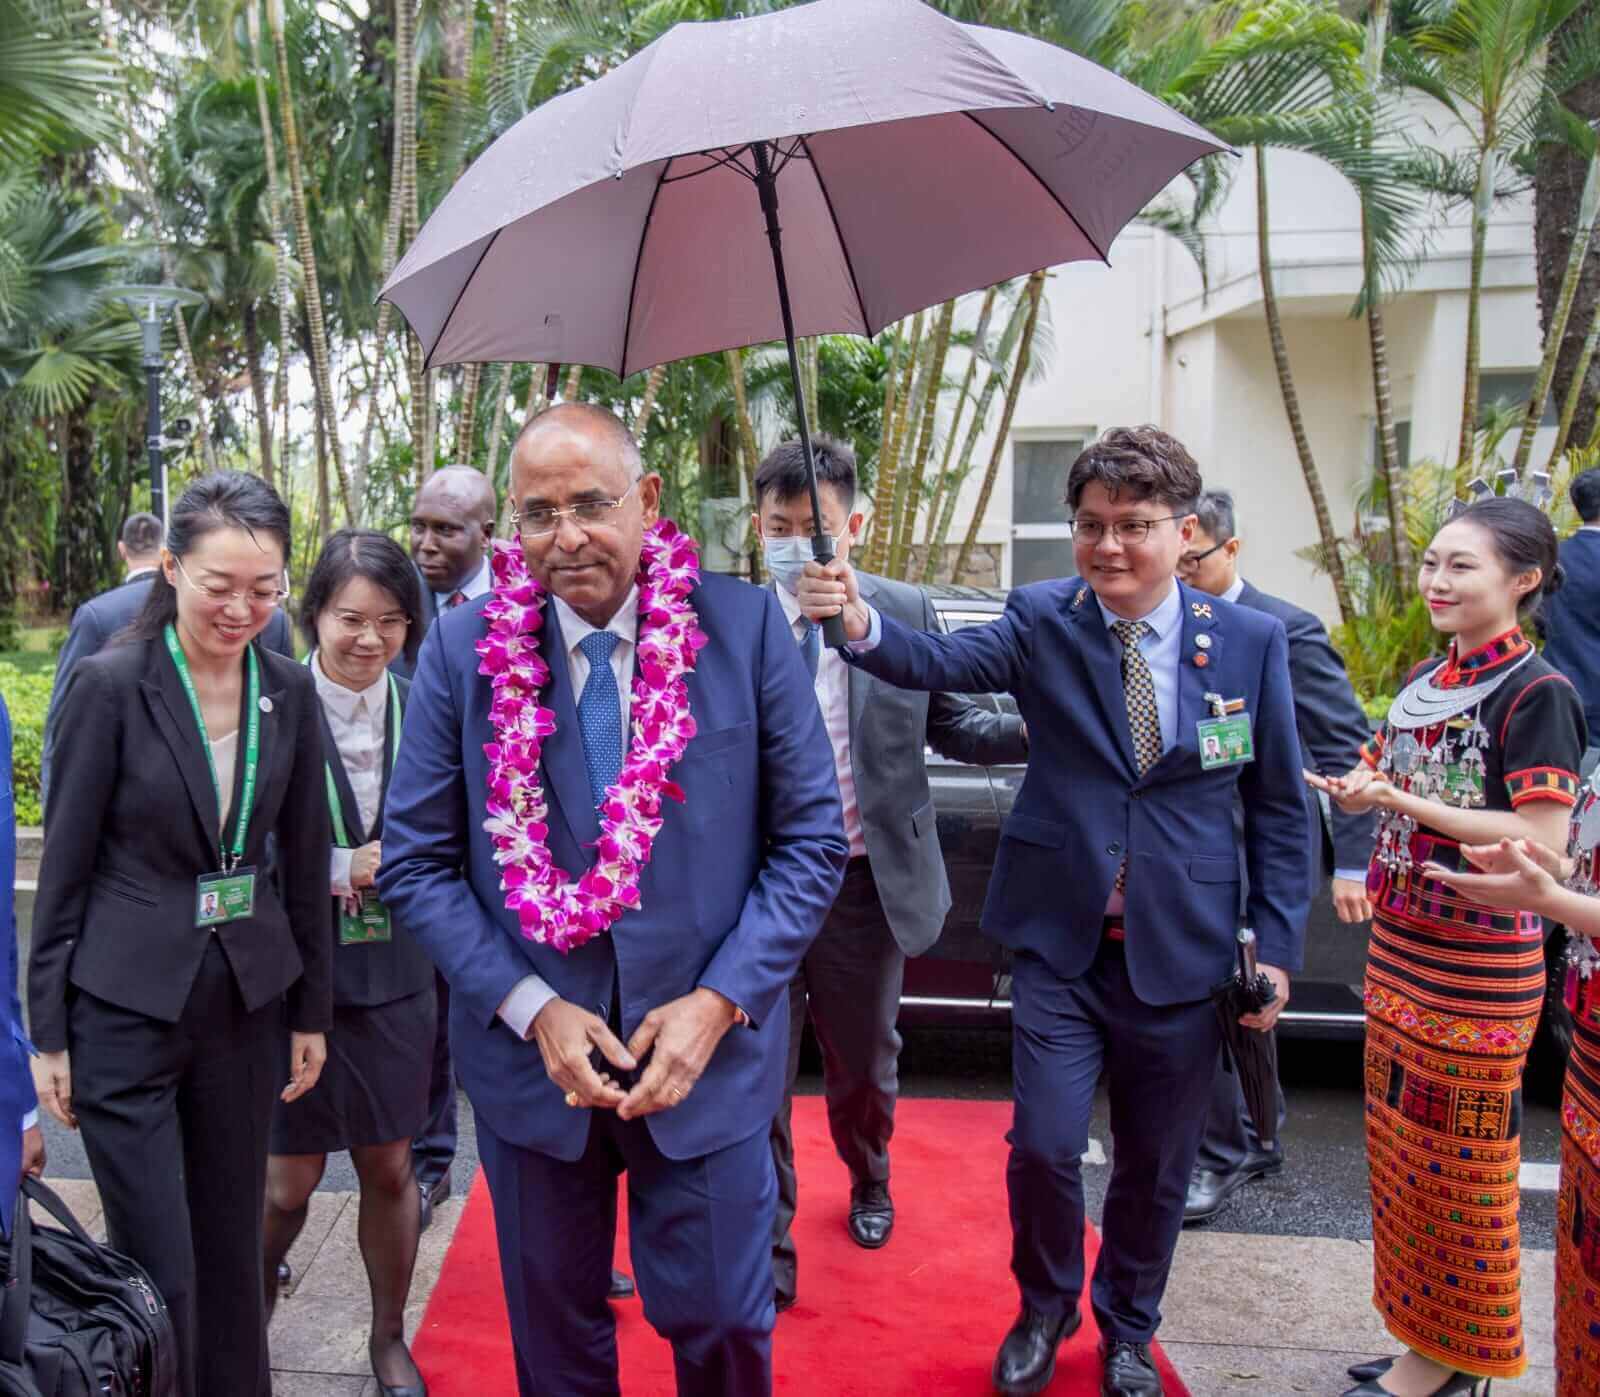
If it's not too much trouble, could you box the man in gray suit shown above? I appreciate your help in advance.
[755,438,1028,1311]
[40,512,293,810]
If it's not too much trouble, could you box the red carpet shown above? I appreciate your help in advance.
[413,1097,1190,1395]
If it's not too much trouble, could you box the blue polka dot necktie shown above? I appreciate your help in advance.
[1110,619,1163,892]
[577,631,623,807]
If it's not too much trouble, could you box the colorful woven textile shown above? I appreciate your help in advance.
[1361,631,1585,1381]
[1559,1005,1600,1394]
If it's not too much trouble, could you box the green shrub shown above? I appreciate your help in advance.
[0,659,53,827]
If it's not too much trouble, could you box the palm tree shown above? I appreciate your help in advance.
[1409,0,1600,469]
[0,0,118,167]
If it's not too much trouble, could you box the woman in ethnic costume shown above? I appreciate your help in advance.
[1425,773,1600,1395]
[1308,498,1586,1397]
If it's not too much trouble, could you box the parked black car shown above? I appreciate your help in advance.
[906,584,1397,1045]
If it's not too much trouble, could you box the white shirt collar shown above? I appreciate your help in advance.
[436,555,491,604]
[311,650,389,723]
[1095,580,1183,638]
[551,585,640,656]
[1220,576,1245,605]
[125,565,158,583]
[1582,524,1600,534]
[774,581,804,627]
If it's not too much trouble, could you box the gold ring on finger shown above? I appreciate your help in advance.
[669,1086,684,1100]
[564,1090,581,1108]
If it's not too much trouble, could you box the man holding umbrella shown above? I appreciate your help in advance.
[797,427,1311,1397]
[378,404,847,1396]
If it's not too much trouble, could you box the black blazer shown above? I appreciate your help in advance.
[1544,529,1600,738]
[317,672,434,1007]
[40,573,294,810]
[29,636,333,1053]
[1236,580,1376,875]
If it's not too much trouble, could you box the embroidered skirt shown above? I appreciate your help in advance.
[1559,989,1600,1393]
[1363,837,1545,1380]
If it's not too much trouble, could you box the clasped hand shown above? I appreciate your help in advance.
[1419,836,1573,911]
[531,988,739,1120]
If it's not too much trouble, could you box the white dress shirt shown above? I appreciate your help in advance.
[211,730,239,832]
[1220,576,1245,604]
[312,653,390,896]
[496,587,640,1040]
[775,583,866,858]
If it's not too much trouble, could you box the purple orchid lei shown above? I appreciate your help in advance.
[475,520,706,951]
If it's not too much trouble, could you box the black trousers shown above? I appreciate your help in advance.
[69,939,279,1397]
[1008,940,1220,1342]
[477,1110,775,1396]
[412,966,458,1186]
[769,858,904,1304]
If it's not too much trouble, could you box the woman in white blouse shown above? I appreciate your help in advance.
[263,530,433,1397]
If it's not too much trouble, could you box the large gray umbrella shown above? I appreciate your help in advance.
[380,0,1226,636]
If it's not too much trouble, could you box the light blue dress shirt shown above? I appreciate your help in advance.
[1095,585,1183,754]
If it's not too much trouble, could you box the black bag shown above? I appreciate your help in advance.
[0,1177,178,1396]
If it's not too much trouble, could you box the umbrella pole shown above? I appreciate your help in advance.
[752,140,848,648]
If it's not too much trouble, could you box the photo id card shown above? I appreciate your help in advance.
[339,891,393,945]
[195,867,256,927]
[1197,714,1255,770]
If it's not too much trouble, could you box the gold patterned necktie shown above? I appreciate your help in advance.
[1110,619,1163,892]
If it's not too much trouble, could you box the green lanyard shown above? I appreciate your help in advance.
[164,623,261,870]
[309,655,402,848]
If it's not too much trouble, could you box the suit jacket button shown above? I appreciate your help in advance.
[1106,842,1122,856]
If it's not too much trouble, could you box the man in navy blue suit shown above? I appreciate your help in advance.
[1,693,44,1237]
[1543,465,1600,773]
[798,427,1310,1397]
[377,404,847,1396]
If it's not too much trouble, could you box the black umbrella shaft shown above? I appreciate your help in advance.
[753,140,846,649]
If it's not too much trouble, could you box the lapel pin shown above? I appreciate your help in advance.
[259,696,274,713]
[1191,601,1213,620]
[1072,587,1088,610]
[1195,634,1212,650]
[1193,653,1210,668]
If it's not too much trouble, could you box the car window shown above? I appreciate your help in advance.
[932,606,1019,720]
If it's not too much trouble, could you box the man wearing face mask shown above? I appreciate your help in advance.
[754,437,1028,1314]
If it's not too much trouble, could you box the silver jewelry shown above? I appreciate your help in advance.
[1386,650,1534,730]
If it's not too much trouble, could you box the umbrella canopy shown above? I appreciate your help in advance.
[380,0,1227,377]
[1211,929,1280,1155]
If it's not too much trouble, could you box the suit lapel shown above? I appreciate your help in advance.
[140,644,223,855]
[251,652,285,852]
[1064,586,1139,778]
[847,573,879,743]
[539,603,602,857]
[1168,581,1222,770]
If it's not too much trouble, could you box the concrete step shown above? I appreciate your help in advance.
[15,828,39,863]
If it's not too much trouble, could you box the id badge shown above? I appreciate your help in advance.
[340,891,393,945]
[1197,715,1255,770]
[1440,761,1486,807]
[196,867,256,927]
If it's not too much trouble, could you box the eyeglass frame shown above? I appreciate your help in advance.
[171,554,290,607]
[1065,514,1189,546]
[510,480,640,539]
[1177,538,1233,570]
[327,609,411,638]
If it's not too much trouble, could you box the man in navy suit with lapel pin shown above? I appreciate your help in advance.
[378,404,847,1396]
[798,427,1310,1397]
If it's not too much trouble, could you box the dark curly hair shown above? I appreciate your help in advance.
[1065,426,1204,512]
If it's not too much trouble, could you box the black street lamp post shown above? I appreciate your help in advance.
[114,285,204,530]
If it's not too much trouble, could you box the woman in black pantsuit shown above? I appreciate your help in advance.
[262,529,433,1397]
[30,472,332,1397]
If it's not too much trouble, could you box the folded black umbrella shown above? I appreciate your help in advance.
[1211,928,1279,1155]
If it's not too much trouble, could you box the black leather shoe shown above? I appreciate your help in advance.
[1342,1373,1487,1396]
[1182,1153,1283,1226]
[417,1174,451,1234]
[608,1268,635,1300]
[1347,1356,1396,1382]
[774,1290,796,1314]
[1100,1339,1161,1397]
[991,1306,1082,1395]
[847,1180,894,1249]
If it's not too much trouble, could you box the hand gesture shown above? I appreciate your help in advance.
[1420,837,1568,912]
[795,560,869,642]
[1331,876,1372,925]
[32,1050,75,1130]
[20,1124,44,1181]
[531,999,635,1111]
[618,988,739,1121]
[282,1031,327,1103]
[349,841,382,890]
[1306,766,1389,816]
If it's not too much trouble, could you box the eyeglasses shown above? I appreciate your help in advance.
[510,482,638,539]
[173,556,289,607]
[1177,539,1232,570]
[1066,515,1186,546]
[330,611,410,639]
